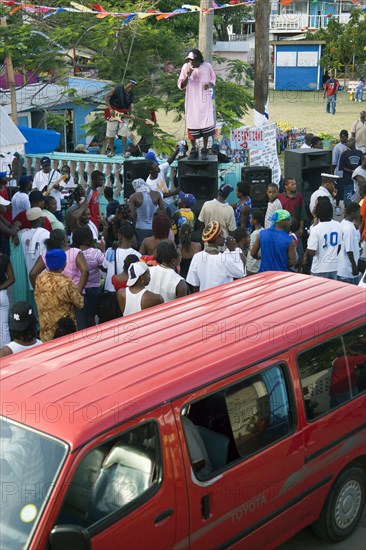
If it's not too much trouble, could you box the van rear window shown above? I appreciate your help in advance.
[297,325,366,420]
[183,364,293,480]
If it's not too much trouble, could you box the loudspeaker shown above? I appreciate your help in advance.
[123,160,149,199]
[178,156,218,213]
[284,149,332,208]
[241,166,272,208]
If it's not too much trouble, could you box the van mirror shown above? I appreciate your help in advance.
[49,524,91,550]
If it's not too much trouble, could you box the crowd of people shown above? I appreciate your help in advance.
[1,119,365,356]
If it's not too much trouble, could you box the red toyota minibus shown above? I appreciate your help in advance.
[0,272,365,550]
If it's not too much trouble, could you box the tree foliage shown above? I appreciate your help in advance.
[1,1,253,146]
[307,9,366,80]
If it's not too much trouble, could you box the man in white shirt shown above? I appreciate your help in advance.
[300,133,314,149]
[145,148,180,214]
[11,176,32,220]
[21,208,50,290]
[351,152,366,203]
[32,157,63,220]
[309,173,339,219]
[102,222,141,291]
[337,202,361,284]
[351,110,366,153]
[187,221,245,291]
[264,183,282,228]
[198,184,236,237]
[306,198,341,280]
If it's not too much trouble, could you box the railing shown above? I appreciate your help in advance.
[269,12,351,32]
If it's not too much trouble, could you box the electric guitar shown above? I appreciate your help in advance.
[104,106,154,126]
[44,174,68,196]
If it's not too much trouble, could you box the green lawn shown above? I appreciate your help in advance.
[157,89,363,142]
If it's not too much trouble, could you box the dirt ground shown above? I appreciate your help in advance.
[156,89,364,142]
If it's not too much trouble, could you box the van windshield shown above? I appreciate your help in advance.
[0,418,67,549]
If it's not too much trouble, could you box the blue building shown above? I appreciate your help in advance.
[272,40,326,91]
[0,77,109,150]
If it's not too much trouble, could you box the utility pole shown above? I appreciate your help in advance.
[199,0,214,63]
[254,0,270,126]
[1,16,18,125]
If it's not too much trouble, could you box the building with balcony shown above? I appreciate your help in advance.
[213,1,365,68]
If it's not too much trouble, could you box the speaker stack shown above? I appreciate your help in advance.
[123,160,150,199]
[284,149,332,210]
[241,166,272,210]
[178,156,219,214]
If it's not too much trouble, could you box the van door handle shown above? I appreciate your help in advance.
[201,494,210,519]
[154,508,174,524]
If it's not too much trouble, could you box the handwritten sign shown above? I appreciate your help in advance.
[250,123,281,184]
[230,127,265,150]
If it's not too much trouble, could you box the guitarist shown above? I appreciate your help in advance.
[32,157,64,222]
[104,79,137,157]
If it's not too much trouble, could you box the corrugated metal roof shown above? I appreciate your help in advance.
[0,106,27,147]
[0,77,110,114]
[1,272,364,449]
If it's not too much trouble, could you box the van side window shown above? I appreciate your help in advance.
[182,364,293,480]
[298,326,366,420]
[57,422,160,527]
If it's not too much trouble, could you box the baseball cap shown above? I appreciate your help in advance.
[127,261,149,287]
[178,191,196,208]
[26,207,43,221]
[45,249,67,272]
[0,196,10,207]
[8,301,37,332]
[0,172,7,179]
[145,151,159,165]
[321,173,340,179]
[186,52,195,60]
[74,144,87,153]
[218,183,234,198]
[40,156,51,165]
[340,130,348,138]
[29,190,45,203]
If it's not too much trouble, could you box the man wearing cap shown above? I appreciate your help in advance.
[145,148,180,214]
[32,157,63,220]
[178,49,216,160]
[21,208,50,290]
[105,80,137,157]
[35,249,84,341]
[339,138,362,205]
[0,301,42,357]
[116,261,163,316]
[323,71,340,115]
[351,152,366,203]
[172,192,196,241]
[198,184,236,238]
[351,111,366,153]
[129,178,164,245]
[251,210,295,273]
[186,221,245,291]
[309,174,339,219]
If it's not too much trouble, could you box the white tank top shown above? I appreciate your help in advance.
[123,288,147,316]
[7,340,43,354]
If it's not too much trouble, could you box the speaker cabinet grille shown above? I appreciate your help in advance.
[241,166,272,207]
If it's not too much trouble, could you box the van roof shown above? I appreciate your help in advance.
[1,273,364,449]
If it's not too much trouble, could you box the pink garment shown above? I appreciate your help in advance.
[82,247,105,288]
[62,248,81,286]
[41,247,80,285]
[177,62,216,129]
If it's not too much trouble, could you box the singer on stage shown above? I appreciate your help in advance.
[178,49,216,161]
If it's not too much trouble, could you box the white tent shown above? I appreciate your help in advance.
[0,106,27,175]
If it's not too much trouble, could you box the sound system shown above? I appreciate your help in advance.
[178,156,218,213]
[241,166,272,208]
[284,149,332,208]
[123,160,149,199]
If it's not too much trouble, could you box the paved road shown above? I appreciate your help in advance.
[280,504,366,549]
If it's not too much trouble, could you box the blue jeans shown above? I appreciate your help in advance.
[344,183,355,206]
[355,89,363,101]
[312,271,337,280]
[337,275,359,285]
[326,95,337,114]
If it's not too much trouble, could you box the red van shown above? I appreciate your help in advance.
[0,272,365,550]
